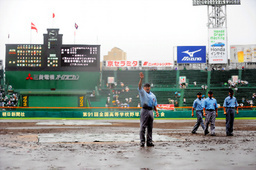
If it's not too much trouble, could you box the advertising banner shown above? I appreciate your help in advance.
[230,45,256,63]
[208,28,227,64]
[105,60,173,67]
[157,104,175,111]
[179,76,186,84]
[177,46,206,63]
[232,75,239,82]
[107,77,115,84]
[105,60,138,67]
[141,61,173,67]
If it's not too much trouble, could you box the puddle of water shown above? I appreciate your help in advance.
[4,126,87,130]
[38,133,184,143]
[36,121,112,126]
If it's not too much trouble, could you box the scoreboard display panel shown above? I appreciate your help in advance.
[6,44,43,70]
[61,45,99,68]
[6,44,100,71]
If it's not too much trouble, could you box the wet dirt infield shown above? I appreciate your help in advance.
[0,119,256,170]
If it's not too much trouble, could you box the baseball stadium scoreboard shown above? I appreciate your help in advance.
[193,0,240,5]
[6,29,100,71]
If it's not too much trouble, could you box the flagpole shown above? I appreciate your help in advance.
[30,29,32,44]
[52,17,53,28]
[52,13,55,28]
[74,30,76,44]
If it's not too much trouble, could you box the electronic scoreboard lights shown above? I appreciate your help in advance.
[193,0,241,6]
[61,45,99,68]
[5,29,100,71]
[6,44,43,70]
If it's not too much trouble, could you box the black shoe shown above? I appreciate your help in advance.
[210,133,216,136]
[227,133,233,136]
[192,131,197,134]
[140,143,145,147]
[147,143,154,147]
[204,130,209,136]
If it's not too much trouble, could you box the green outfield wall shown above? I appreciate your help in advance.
[0,109,255,119]
[5,71,100,90]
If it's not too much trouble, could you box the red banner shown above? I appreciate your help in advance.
[142,61,172,67]
[106,60,138,67]
[157,104,175,110]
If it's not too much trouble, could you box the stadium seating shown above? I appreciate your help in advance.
[117,70,143,88]
[211,89,229,106]
[211,70,239,87]
[180,70,207,86]
[151,91,177,104]
[96,69,256,107]
[148,70,176,87]
[235,88,255,104]
[183,89,205,106]
[241,70,256,85]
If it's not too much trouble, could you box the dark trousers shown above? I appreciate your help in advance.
[226,108,235,135]
[140,108,154,144]
[205,110,216,134]
[192,110,205,133]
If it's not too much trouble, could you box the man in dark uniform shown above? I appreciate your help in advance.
[191,92,205,134]
[138,72,159,147]
[223,89,239,136]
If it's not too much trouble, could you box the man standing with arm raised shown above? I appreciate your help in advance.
[138,72,159,147]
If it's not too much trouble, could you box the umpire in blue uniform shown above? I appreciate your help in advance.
[203,91,218,136]
[138,72,159,147]
[223,89,239,136]
[191,92,205,134]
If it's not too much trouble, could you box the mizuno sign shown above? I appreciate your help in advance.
[177,46,206,63]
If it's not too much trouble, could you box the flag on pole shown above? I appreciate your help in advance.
[8,34,10,39]
[53,13,55,18]
[75,23,78,29]
[31,22,38,33]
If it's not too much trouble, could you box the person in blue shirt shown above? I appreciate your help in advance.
[191,92,205,134]
[223,89,239,136]
[138,72,159,147]
[203,91,218,136]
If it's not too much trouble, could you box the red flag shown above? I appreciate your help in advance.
[53,13,55,18]
[31,22,38,33]
[75,23,78,29]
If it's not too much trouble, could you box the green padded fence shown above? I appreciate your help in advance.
[0,109,255,119]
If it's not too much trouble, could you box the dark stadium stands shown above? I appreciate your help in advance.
[96,69,256,107]
[211,89,229,106]
[180,70,207,86]
[148,70,176,87]
[210,70,239,87]
[151,91,177,104]
[117,70,143,88]
[183,89,205,106]
[241,70,256,85]
[235,88,256,104]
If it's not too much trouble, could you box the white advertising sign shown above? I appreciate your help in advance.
[230,45,256,63]
[141,61,173,67]
[208,28,227,64]
[179,76,186,84]
[105,60,173,67]
[108,77,115,84]
[106,60,138,67]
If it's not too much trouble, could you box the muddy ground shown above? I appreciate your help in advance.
[0,119,255,170]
